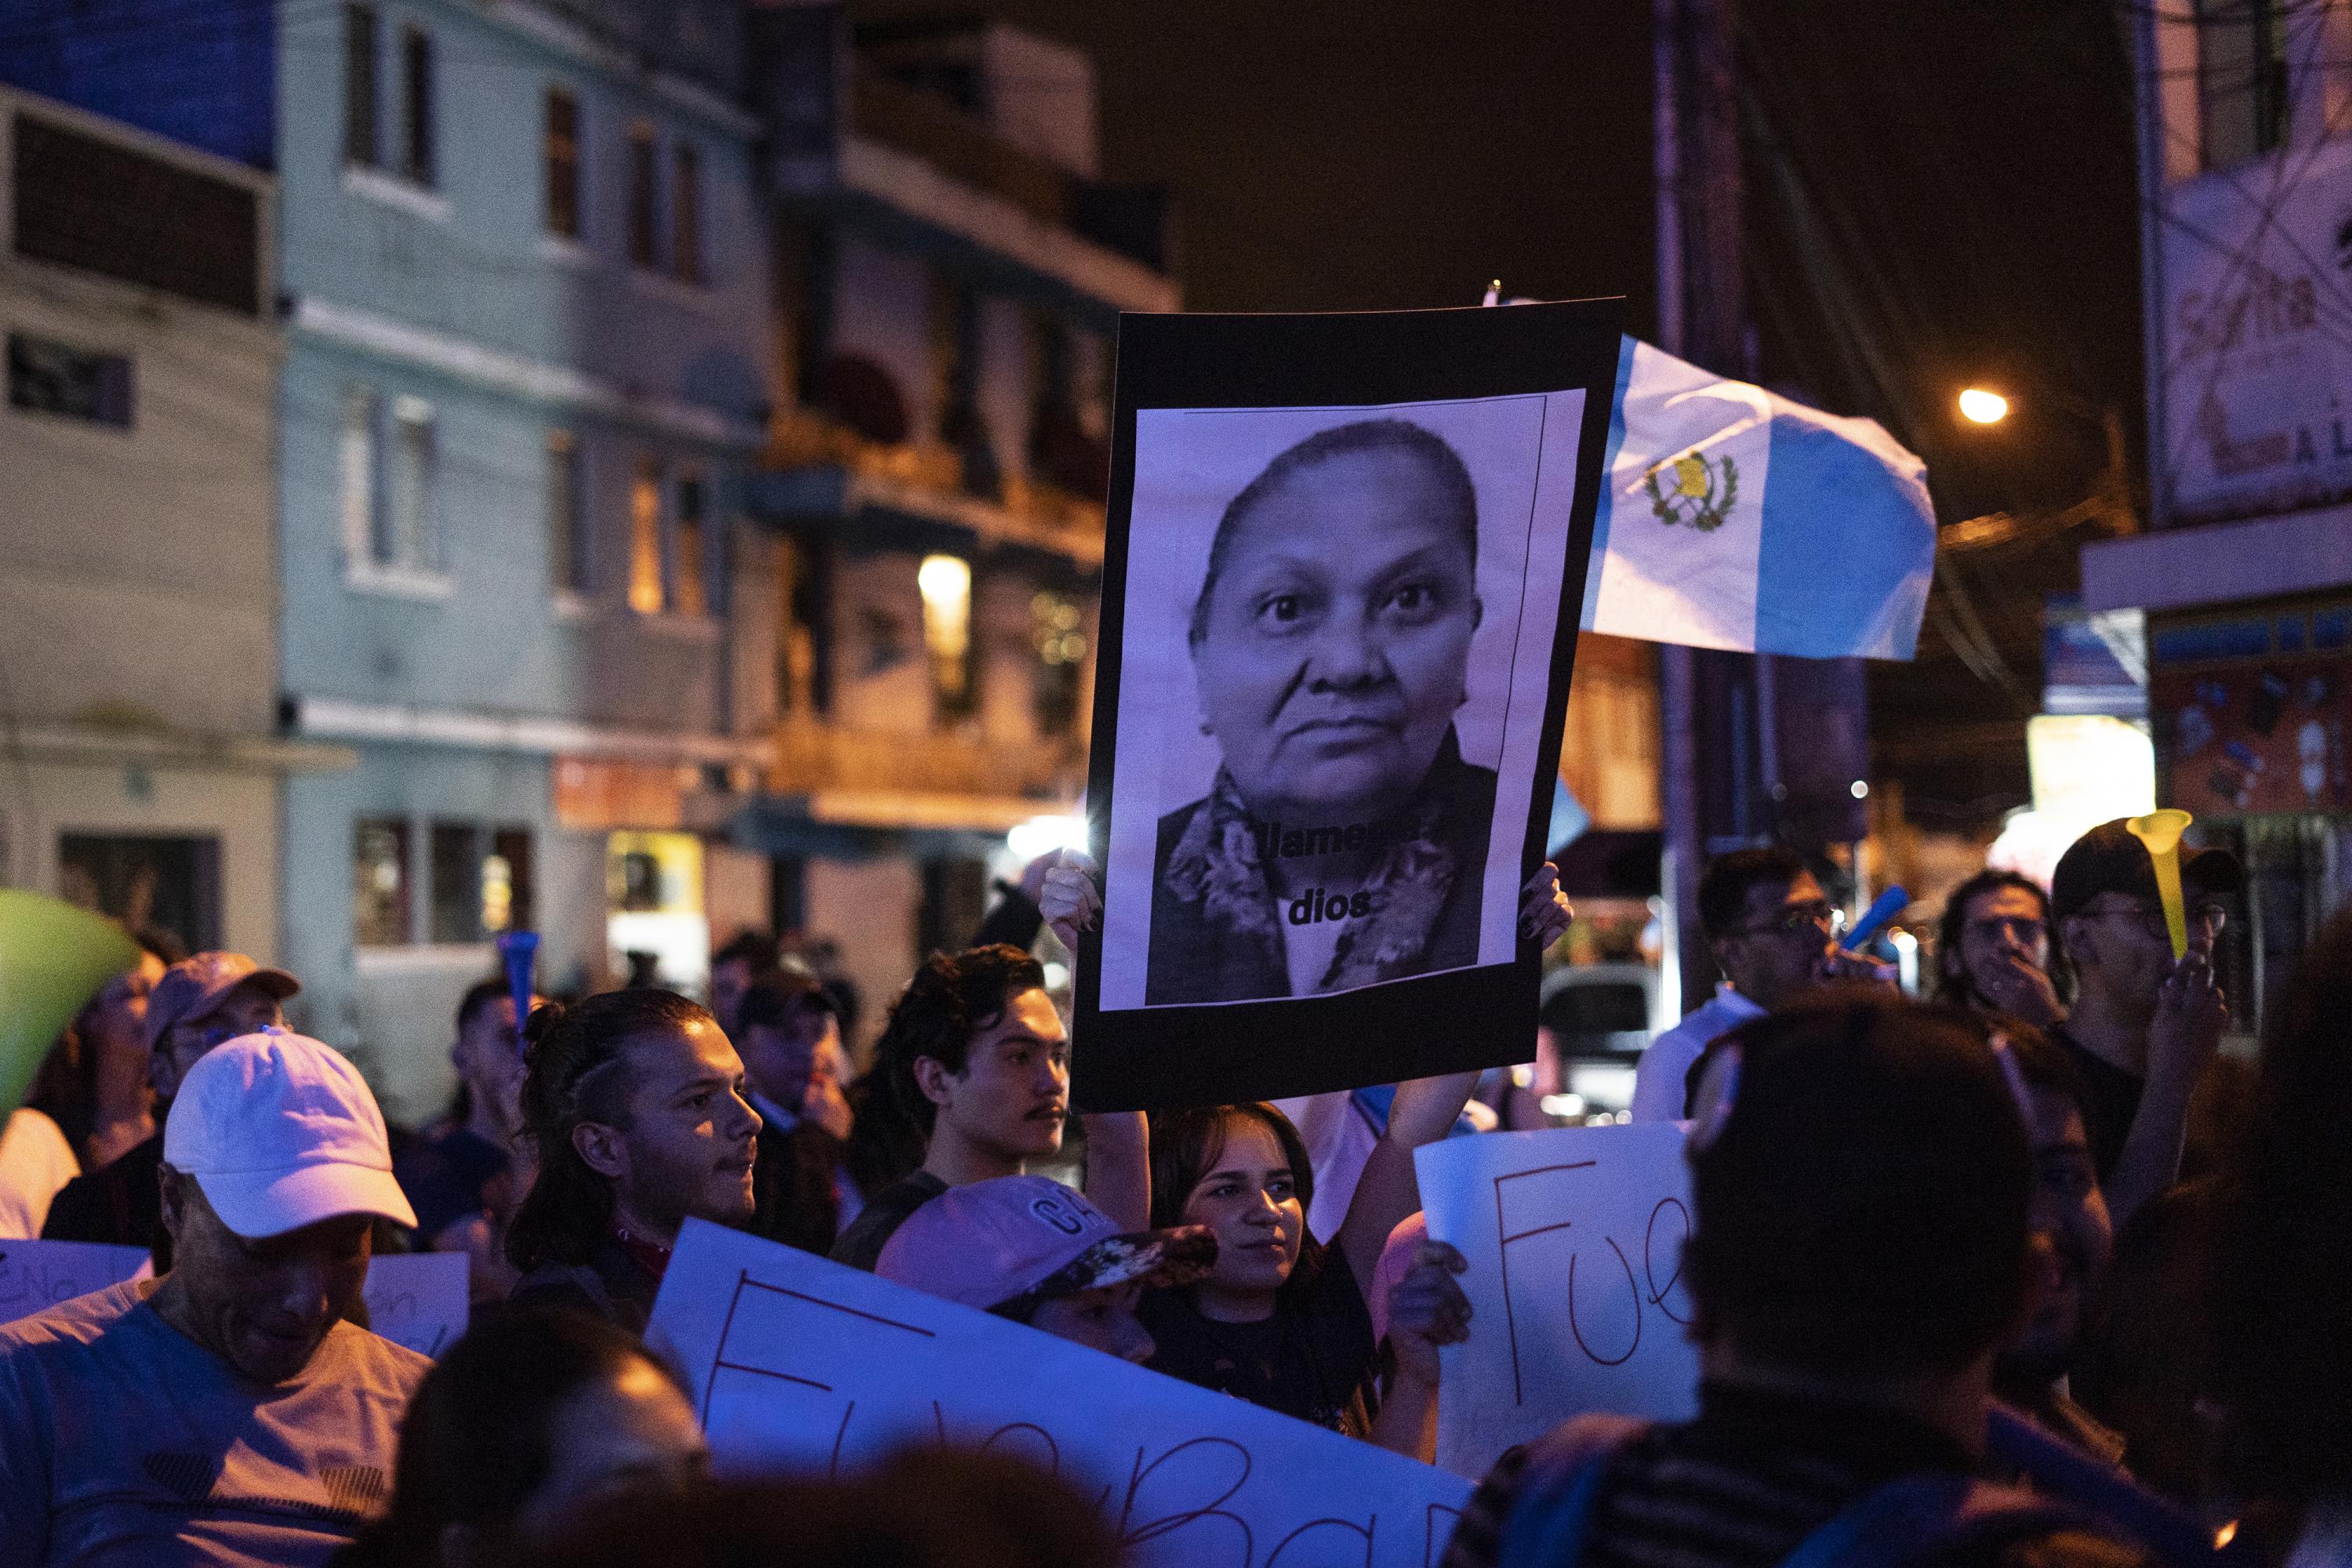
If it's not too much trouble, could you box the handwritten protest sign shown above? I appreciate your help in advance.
[0,1240,465,1358]
[648,1218,1473,1567]
[0,1239,144,1319]
[361,1252,467,1358]
[1417,1123,1700,1478]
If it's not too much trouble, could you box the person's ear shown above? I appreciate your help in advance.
[1471,593,1483,631]
[572,1120,630,1181]
[2062,916,2096,971]
[157,1162,189,1244]
[148,1046,180,1102]
[912,1054,958,1109]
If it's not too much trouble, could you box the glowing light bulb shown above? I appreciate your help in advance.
[1958,387,2010,424]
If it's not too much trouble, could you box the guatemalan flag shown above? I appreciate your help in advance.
[1581,337,1936,660]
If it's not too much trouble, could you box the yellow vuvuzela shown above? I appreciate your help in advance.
[0,891,139,1114]
[2125,809,2194,961]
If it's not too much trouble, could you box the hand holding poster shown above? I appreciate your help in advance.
[1076,301,1621,1109]
[1415,1123,1700,1478]
[648,1218,1473,1567]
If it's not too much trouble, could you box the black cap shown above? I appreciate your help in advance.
[736,963,837,1031]
[2049,818,2244,928]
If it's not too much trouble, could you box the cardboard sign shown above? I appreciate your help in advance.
[361,1251,468,1359]
[0,1240,466,1359]
[1073,301,1621,1109]
[1416,1123,1700,1478]
[648,1218,1474,1567]
[0,1239,144,1319]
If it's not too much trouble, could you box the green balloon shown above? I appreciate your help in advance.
[0,891,140,1115]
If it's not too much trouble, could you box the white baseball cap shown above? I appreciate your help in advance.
[162,1028,418,1238]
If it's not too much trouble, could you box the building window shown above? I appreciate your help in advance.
[2199,0,2291,170]
[928,268,995,498]
[919,553,976,722]
[353,818,410,946]
[627,124,659,269]
[343,3,379,168]
[1032,590,1086,734]
[673,474,709,617]
[339,386,379,562]
[545,87,580,238]
[387,394,437,569]
[778,217,835,409]
[547,430,586,593]
[430,822,534,943]
[672,142,702,282]
[629,457,665,613]
[7,334,132,427]
[400,24,435,185]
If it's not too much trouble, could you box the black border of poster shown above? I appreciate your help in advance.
[1072,300,1624,1112]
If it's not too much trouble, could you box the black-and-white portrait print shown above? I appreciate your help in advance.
[1095,392,1588,1012]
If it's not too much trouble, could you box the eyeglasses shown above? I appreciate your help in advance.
[1732,900,1843,940]
[2080,899,2228,942]
[1965,916,2047,948]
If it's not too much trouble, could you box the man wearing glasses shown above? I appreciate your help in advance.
[2048,821,2237,1229]
[42,952,299,1265]
[1631,848,1886,1122]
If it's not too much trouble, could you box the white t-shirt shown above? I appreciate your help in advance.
[0,1279,428,1567]
[1628,984,1768,1123]
[0,1109,80,1240]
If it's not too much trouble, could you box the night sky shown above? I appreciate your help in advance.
[852,0,2144,822]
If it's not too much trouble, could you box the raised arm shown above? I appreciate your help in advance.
[1037,852,1150,1229]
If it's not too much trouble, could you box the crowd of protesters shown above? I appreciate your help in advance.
[0,813,2344,1568]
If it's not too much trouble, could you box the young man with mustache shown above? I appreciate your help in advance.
[832,945,1146,1271]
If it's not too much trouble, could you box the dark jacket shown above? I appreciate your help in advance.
[508,1236,663,1336]
[1147,730,1497,1006]
[42,1133,166,1268]
[750,1117,844,1258]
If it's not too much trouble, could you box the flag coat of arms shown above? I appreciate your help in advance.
[1581,337,1936,660]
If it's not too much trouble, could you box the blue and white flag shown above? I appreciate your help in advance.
[1581,337,1936,660]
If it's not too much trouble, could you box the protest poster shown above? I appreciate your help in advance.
[648,1218,1474,1567]
[1075,301,1622,1109]
[0,1240,465,1358]
[1416,1122,1700,1478]
[0,1238,144,1320]
[360,1251,468,1358]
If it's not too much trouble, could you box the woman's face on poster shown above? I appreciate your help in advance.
[1190,443,1481,823]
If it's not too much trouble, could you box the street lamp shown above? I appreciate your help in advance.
[1958,387,2010,425]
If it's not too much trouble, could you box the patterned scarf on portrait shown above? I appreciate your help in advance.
[1161,749,1467,994]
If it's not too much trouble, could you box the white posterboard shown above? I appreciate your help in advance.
[361,1251,468,1358]
[0,1240,466,1359]
[648,1218,1474,1567]
[0,1238,146,1318]
[1416,1123,1700,1478]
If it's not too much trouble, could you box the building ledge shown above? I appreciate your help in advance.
[286,694,769,766]
[9,722,356,774]
[776,133,1178,315]
[2082,506,2352,613]
[751,457,1105,567]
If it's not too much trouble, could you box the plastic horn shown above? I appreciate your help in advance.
[1842,885,1910,953]
[0,891,140,1114]
[495,931,539,1044]
[2125,809,2193,960]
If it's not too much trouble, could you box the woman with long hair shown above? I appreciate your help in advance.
[1140,1080,1473,1459]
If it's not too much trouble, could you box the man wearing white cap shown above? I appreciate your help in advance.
[0,1029,426,1567]
[875,1174,1216,1363]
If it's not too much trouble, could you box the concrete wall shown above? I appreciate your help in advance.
[9,760,281,963]
[281,745,604,1124]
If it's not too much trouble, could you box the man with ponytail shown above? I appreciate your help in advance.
[506,989,761,1334]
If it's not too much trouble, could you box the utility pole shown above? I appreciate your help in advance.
[1653,0,1746,1011]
